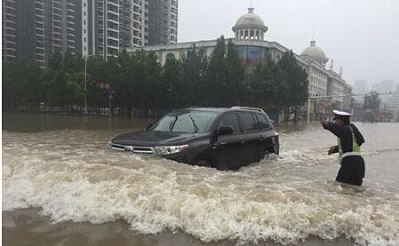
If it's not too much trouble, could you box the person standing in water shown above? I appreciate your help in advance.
[321,110,366,186]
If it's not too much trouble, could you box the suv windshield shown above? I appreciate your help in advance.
[150,110,217,133]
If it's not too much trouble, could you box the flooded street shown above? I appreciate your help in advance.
[2,113,399,246]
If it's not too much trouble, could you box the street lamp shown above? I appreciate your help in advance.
[84,54,95,114]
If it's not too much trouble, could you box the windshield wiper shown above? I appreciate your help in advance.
[189,115,199,133]
[169,116,178,131]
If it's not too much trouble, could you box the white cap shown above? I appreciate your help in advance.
[333,110,351,117]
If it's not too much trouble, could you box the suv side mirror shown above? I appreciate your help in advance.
[218,126,234,135]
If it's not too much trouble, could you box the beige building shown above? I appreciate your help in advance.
[127,7,352,115]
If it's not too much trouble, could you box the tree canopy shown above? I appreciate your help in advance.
[3,37,309,119]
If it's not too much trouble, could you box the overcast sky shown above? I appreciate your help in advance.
[178,0,399,86]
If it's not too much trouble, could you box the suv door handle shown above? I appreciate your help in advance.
[240,140,245,144]
[259,135,265,140]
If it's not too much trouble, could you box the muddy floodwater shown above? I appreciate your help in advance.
[3,113,399,246]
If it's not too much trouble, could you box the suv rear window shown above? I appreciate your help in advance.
[255,113,271,129]
[239,112,257,131]
[239,112,272,131]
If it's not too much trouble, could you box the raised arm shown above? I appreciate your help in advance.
[320,121,345,138]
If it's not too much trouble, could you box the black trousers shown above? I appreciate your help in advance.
[336,155,365,186]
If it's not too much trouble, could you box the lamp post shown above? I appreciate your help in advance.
[84,54,95,114]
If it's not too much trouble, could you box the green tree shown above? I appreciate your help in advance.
[225,39,245,105]
[2,61,44,110]
[142,51,162,107]
[86,56,110,108]
[205,36,246,106]
[278,51,308,106]
[65,72,85,105]
[180,45,209,106]
[161,56,182,107]
[42,51,85,108]
[2,62,19,109]
[206,36,227,106]
[278,51,308,121]
[250,56,284,109]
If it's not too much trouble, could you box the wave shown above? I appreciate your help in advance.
[2,130,399,246]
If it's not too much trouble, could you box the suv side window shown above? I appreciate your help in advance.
[239,112,257,132]
[219,113,240,134]
[255,113,271,129]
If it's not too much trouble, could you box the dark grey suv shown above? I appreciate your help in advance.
[108,107,279,170]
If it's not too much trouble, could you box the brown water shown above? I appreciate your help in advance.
[3,113,399,246]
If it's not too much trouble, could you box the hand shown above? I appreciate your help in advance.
[328,146,338,155]
[320,120,327,127]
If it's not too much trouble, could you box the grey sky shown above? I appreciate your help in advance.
[178,0,399,86]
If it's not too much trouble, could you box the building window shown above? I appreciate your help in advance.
[166,53,175,60]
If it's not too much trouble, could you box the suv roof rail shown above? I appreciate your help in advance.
[231,106,265,113]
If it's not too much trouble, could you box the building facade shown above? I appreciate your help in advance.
[148,0,178,45]
[3,0,178,65]
[127,7,352,117]
[2,0,18,63]
[82,0,178,58]
[386,84,399,121]
[2,0,82,68]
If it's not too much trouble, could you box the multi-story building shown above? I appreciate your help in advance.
[82,0,128,57]
[148,0,178,45]
[300,41,329,98]
[82,0,178,58]
[386,84,399,121]
[3,0,178,64]
[127,7,352,120]
[2,0,18,63]
[2,0,81,67]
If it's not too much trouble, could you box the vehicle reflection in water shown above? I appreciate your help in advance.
[2,112,399,246]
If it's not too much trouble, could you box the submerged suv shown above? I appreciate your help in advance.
[108,107,279,170]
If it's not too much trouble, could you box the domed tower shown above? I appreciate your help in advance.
[232,7,268,40]
[301,40,329,66]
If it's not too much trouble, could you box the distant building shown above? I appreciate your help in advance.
[372,80,394,94]
[3,0,179,65]
[2,0,82,67]
[353,80,369,95]
[386,84,399,121]
[82,0,178,58]
[127,7,352,117]
[372,80,394,103]
[148,0,178,45]
[2,0,18,63]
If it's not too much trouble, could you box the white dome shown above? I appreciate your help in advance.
[301,41,328,65]
[232,8,268,32]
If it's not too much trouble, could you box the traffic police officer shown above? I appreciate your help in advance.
[321,110,366,186]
